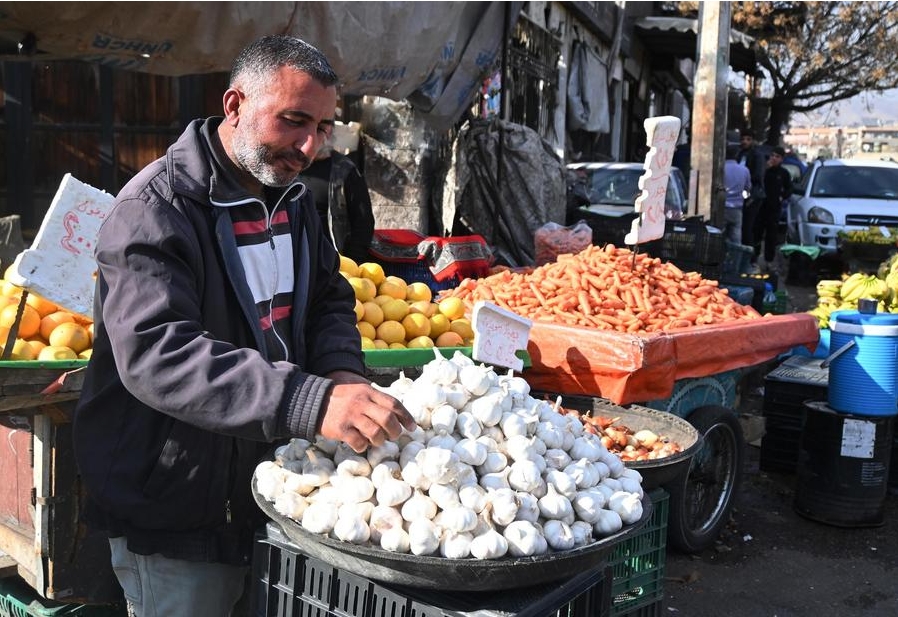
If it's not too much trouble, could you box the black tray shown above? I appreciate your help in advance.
[556,396,703,490]
[252,475,652,591]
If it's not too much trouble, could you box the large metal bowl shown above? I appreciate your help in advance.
[557,395,704,490]
[252,476,652,591]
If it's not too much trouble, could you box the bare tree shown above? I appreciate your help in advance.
[677,1,898,144]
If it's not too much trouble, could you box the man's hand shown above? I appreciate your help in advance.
[318,371,417,453]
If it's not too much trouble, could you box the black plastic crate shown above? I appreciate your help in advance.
[575,209,639,248]
[252,522,612,617]
[608,489,668,617]
[647,218,724,265]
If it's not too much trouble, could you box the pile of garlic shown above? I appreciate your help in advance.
[255,349,645,560]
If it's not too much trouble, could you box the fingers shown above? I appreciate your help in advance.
[318,382,417,452]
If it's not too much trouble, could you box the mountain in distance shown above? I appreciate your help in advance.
[793,88,898,127]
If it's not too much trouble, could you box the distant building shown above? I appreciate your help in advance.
[785,125,898,161]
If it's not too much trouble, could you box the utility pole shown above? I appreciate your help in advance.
[689,1,730,226]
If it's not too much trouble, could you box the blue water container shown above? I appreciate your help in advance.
[827,311,898,416]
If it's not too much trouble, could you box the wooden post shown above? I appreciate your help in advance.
[689,1,730,226]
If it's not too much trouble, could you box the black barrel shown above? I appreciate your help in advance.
[794,401,894,527]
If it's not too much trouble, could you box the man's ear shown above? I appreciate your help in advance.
[222,88,242,125]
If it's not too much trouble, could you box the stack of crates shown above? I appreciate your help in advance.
[645,218,725,280]
[608,489,669,617]
[0,576,125,617]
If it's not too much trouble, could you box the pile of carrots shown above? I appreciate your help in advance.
[440,244,762,333]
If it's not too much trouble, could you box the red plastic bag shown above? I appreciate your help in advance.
[534,221,592,265]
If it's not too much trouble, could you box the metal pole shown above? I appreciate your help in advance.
[689,1,731,225]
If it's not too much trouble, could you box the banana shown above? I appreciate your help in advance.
[838,272,868,302]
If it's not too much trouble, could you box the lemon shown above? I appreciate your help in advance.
[27,339,47,356]
[354,299,365,322]
[402,313,431,340]
[38,345,78,361]
[405,282,433,303]
[429,313,451,338]
[78,349,93,360]
[438,297,466,321]
[449,318,474,341]
[376,320,407,345]
[358,262,386,286]
[388,342,407,349]
[408,300,436,317]
[381,298,410,322]
[357,321,376,340]
[373,294,395,306]
[339,255,360,277]
[373,339,389,349]
[360,336,376,350]
[407,335,435,349]
[348,277,377,302]
[40,311,76,342]
[25,293,58,318]
[3,337,36,360]
[361,301,385,327]
[49,322,91,353]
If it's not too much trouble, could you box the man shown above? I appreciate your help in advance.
[737,129,767,262]
[72,35,414,617]
[299,144,375,264]
[755,146,793,272]
[723,143,752,244]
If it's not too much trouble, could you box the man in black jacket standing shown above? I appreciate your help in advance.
[738,129,767,268]
[755,146,793,272]
[73,35,414,617]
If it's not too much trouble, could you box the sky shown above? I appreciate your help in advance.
[794,88,898,127]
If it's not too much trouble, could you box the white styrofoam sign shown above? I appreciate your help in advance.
[8,174,114,320]
[471,301,532,372]
[840,418,877,459]
[624,115,682,246]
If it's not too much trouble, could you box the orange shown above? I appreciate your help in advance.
[449,318,474,341]
[38,345,78,361]
[372,339,389,349]
[26,293,58,318]
[360,336,376,350]
[407,335,435,349]
[48,322,91,354]
[3,338,36,360]
[381,299,410,322]
[388,342,407,349]
[378,277,408,300]
[408,300,436,318]
[376,320,406,345]
[78,349,93,360]
[357,321,376,340]
[358,262,386,286]
[361,301,385,327]
[429,314,451,338]
[339,255,360,277]
[0,280,21,300]
[0,303,41,339]
[401,313,431,340]
[348,277,377,302]
[40,311,76,342]
[373,294,394,306]
[27,339,47,356]
[435,331,465,347]
[354,299,365,322]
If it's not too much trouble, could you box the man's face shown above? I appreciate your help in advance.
[768,152,783,167]
[231,66,337,187]
[740,134,754,149]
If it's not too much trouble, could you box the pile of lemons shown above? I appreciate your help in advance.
[340,256,473,351]
[0,266,93,361]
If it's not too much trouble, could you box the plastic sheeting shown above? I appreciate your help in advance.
[0,1,521,130]
[442,118,566,267]
[524,313,821,405]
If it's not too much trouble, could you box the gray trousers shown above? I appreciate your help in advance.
[722,207,743,245]
[109,537,249,617]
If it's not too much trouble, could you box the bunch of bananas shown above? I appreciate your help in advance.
[839,273,889,303]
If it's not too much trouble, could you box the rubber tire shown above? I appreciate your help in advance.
[666,405,744,554]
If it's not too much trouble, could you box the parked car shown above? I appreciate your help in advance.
[565,162,689,224]
[785,158,898,252]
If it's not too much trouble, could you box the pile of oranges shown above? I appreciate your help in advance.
[340,256,473,351]
[0,266,93,361]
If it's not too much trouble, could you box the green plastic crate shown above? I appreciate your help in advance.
[0,577,124,617]
[608,488,668,617]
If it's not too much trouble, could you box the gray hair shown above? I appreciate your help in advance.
[229,35,338,95]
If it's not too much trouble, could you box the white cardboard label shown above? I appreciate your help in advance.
[471,301,532,372]
[624,115,681,246]
[840,418,877,459]
[8,174,114,319]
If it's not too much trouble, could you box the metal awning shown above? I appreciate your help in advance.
[634,16,756,75]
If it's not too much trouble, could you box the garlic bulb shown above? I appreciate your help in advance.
[564,458,601,489]
[366,441,400,467]
[499,412,528,438]
[537,483,575,524]
[422,348,459,386]
[274,438,310,464]
[427,483,461,510]
[312,438,339,456]
[380,526,411,553]
[453,438,488,466]
[455,411,483,439]
[336,455,372,478]
[470,526,509,560]
[569,434,606,462]
[274,491,307,520]
[339,501,373,523]
[408,518,441,556]
[375,477,412,507]
[469,393,504,427]
[399,441,426,468]
[544,468,578,499]
[543,519,576,551]
[544,448,572,471]
[458,364,492,396]
[507,459,542,492]
[440,530,474,559]
[503,520,547,557]
[368,505,404,543]
[370,461,400,486]
[332,512,371,544]
[301,501,339,534]
[401,490,438,522]
[450,350,475,368]
[593,508,623,536]
[443,383,471,410]
[430,404,459,435]
[476,451,508,475]
[458,484,489,513]
[329,474,375,504]
[535,422,565,450]
[255,462,287,502]
[416,447,460,484]
[513,492,541,523]
[434,505,478,532]
[488,489,520,526]
[479,468,511,491]
[570,520,595,547]
[572,488,607,524]
[426,431,458,451]
[608,490,644,525]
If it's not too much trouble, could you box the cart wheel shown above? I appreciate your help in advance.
[666,405,744,554]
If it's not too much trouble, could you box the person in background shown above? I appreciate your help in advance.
[299,140,374,264]
[737,128,767,268]
[72,35,414,617]
[723,143,752,245]
[755,145,793,273]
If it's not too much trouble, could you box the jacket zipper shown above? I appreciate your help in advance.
[265,203,289,360]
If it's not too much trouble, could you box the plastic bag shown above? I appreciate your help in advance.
[534,221,592,266]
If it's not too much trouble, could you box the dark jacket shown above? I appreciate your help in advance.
[73,118,365,565]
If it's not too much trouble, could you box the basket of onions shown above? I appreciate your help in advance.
[253,349,653,590]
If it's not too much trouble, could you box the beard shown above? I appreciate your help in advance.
[232,130,310,188]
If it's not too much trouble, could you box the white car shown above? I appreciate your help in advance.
[786,158,898,252]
